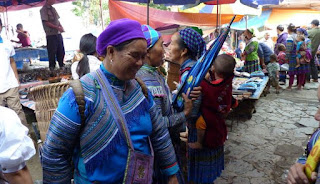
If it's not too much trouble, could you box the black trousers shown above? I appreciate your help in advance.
[306,58,319,81]
[46,34,65,70]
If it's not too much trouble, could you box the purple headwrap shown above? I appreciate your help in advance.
[179,28,206,60]
[297,28,308,37]
[96,18,146,56]
[141,25,161,49]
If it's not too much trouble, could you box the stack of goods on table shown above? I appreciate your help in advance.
[19,65,72,84]
[232,59,266,100]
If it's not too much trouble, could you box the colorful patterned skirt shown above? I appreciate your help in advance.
[288,59,310,76]
[187,124,224,183]
[244,60,260,73]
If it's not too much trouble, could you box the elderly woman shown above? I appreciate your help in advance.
[241,28,264,72]
[41,19,179,184]
[168,28,218,183]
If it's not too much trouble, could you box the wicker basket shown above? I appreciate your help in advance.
[167,62,180,91]
[29,82,70,141]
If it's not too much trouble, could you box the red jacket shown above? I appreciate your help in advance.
[200,76,234,148]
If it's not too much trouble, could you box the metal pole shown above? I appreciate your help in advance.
[245,15,248,29]
[216,0,219,29]
[147,0,150,25]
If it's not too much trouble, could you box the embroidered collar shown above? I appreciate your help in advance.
[141,64,157,73]
[100,64,126,90]
[180,58,195,72]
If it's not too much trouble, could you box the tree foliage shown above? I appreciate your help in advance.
[139,1,171,11]
[72,0,109,26]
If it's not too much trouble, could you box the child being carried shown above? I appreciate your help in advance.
[189,54,237,150]
[295,35,310,68]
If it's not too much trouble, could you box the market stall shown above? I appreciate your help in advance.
[14,47,49,69]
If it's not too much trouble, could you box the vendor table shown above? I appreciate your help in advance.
[227,76,269,131]
[14,48,48,69]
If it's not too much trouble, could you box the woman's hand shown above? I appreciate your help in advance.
[168,174,179,184]
[189,86,202,101]
[182,93,193,117]
[287,163,316,184]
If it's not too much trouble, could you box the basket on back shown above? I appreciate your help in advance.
[167,62,180,92]
[29,82,70,141]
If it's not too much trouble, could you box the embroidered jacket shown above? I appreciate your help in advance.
[41,64,179,183]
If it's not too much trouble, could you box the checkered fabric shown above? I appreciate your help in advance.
[179,28,206,60]
[141,25,161,49]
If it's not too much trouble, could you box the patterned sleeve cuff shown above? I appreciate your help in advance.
[161,162,179,176]
[297,156,307,165]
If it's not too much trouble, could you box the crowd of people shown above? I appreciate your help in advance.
[2,0,320,182]
[232,20,320,94]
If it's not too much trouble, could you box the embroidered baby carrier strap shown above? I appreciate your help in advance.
[93,69,154,184]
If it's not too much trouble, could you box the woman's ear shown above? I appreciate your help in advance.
[106,45,115,61]
[181,47,188,58]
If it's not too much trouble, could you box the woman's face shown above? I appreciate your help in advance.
[148,37,165,67]
[243,30,252,42]
[168,32,185,64]
[111,39,147,81]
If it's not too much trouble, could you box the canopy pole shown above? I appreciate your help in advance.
[5,7,8,39]
[99,0,104,31]
[245,15,248,29]
[216,0,219,29]
[147,0,150,25]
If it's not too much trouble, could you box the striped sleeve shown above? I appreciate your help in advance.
[153,97,186,128]
[148,92,179,176]
[41,89,82,184]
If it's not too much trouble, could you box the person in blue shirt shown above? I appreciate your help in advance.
[258,42,274,68]
[235,41,245,59]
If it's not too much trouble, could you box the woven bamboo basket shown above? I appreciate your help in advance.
[167,62,180,91]
[29,82,70,141]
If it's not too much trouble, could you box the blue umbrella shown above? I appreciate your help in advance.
[172,15,236,111]
[240,0,283,8]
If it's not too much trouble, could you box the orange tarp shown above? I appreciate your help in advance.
[109,0,243,29]
[266,8,320,27]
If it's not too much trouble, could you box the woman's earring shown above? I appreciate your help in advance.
[110,59,113,63]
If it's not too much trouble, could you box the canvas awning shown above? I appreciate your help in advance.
[266,8,320,27]
[109,0,243,29]
[0,0,72,12]
[229,8,320,30]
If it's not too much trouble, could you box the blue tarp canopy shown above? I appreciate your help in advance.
[0,0,71,11]
[0,0,42,7]
[240,0,283,8]
[230,9,271,30]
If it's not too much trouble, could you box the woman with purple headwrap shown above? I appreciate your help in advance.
[41,19,180,184]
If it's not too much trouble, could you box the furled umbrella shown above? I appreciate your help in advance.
[172,15,236,111]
